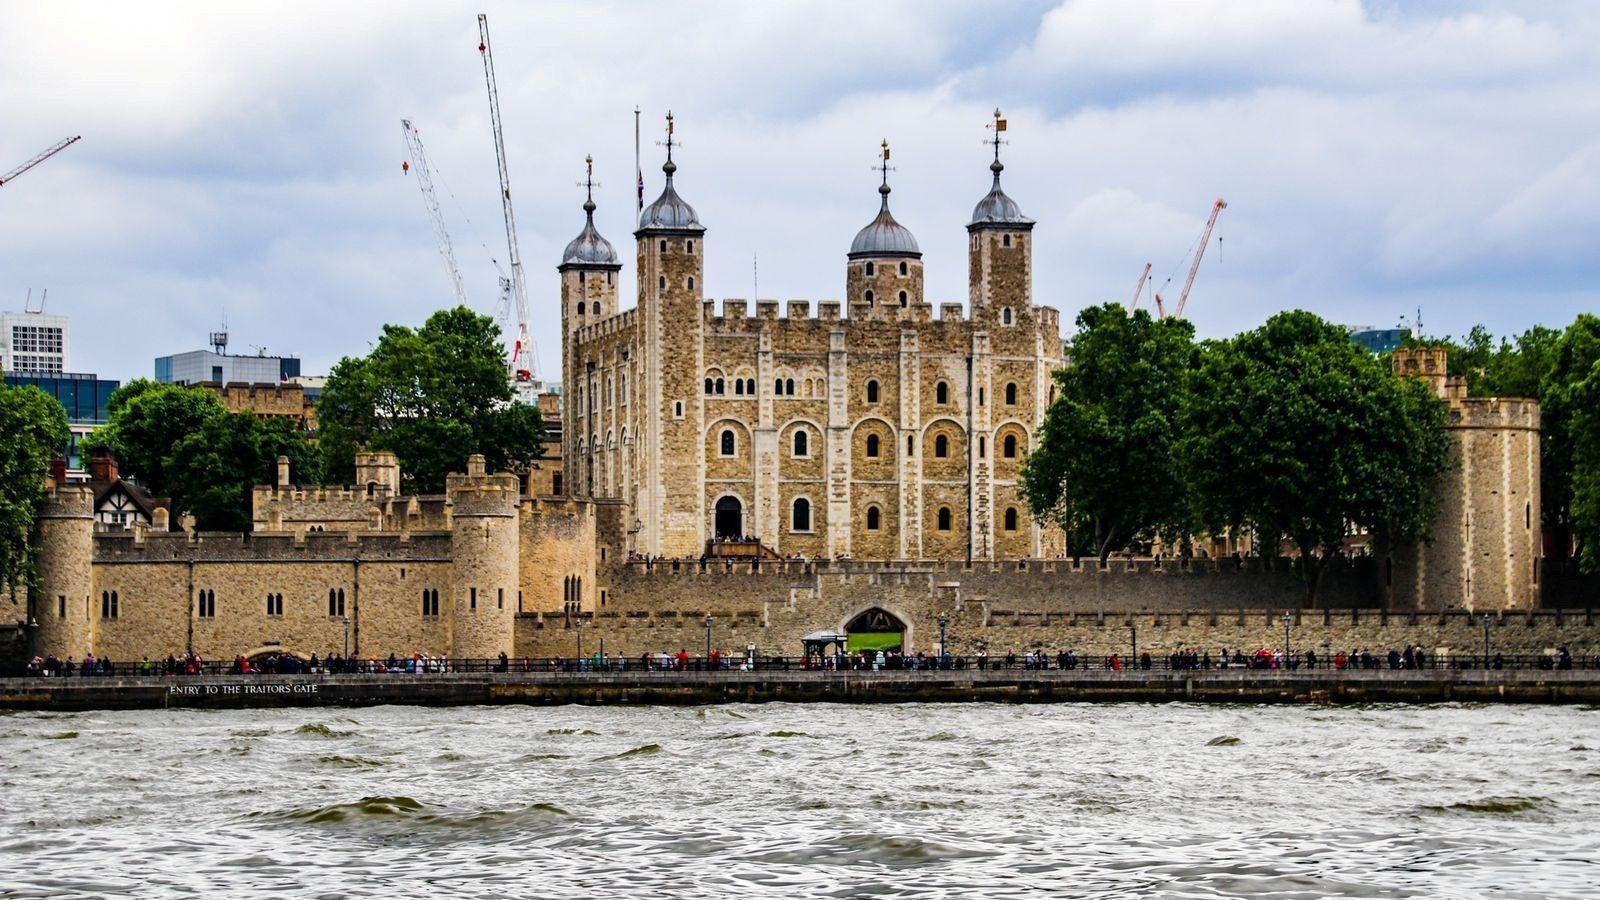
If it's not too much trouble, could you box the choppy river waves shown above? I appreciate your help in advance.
[2,703,1598,897]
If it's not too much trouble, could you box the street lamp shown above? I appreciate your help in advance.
[1283,612,1292,669]
[704,615,714,668]
[937,613,950,664]
[342,615,351,659]
[575,618,584,666]
[1481,613,1492,670]
[24,617,38,660]
[1129,622,1137,670]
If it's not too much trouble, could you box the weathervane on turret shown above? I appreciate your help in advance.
[578,154,601,213]
[986,107,1008,175]
[656,111,679,175]
[875,139,896,204]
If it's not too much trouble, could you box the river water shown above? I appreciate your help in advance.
[1,702,1596,897]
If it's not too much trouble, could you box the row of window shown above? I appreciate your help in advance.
[718,429,1023,460]
[861,261,910,277]
[97,587,524,621]
[700,377,1027,407]
[777,501,1023,533]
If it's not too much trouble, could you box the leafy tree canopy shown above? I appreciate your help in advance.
[0,385,70,597]
[1020,303,1197,560]
[1180,310,1452,604]
[170,414,319,532]
[1545,314,1600,567]
[316,306,543,494]
[80,379,226,498]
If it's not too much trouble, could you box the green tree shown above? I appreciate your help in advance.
[0,385,70,599]
[1438,324,1562,399]
[81,380,227,498]
[317,306,543,493]
[1019,303,1197,560]
[1179,310,1452,605]
[168,414,319,532]
[1544,314,1600,565]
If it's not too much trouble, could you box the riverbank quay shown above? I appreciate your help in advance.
[4,668,1600,711]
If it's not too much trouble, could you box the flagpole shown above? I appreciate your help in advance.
[634,106,643,214]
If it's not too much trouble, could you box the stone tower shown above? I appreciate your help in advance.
[33,483,95,660]
[635,113,707,557]
[845,140,924,316]
[446,454,520,657]
[558,155,622,499]
[1391,347,1541,611]
[966,109,1039,558]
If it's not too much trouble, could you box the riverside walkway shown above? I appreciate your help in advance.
[3,668,1599,710]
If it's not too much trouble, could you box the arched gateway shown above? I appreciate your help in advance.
[843,607,907,654]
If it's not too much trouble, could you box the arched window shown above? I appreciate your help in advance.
[720,430,736,456]
[866,506,881,530]
[1003,434,1018,458]
[899,261,908,275]
[715,378,725,394]
[865,434,880,458]
[592,302,600,315]
[906,434,914,456]
[659,275,666,289]
[674,401,684,417]
[935,382,949,404]
[865,261,875,276]
[935,434,949,458]
[1004,507,1019,531]
[1005,382,1017,405]
[978,436,986,458]
[686,239,695,253]
[864,289,874,304]
[328,588,337,617]
[747,379,756,395]
[792,497,812,532]
[706,377,714,395]
[1003,234,1012,247]
[775,378,784,395]
[937,507,952,531]
[1002,307,1013,325]
[734,379,744,396]
[866,380,879,403]
[578,302,586,316]
[659,239,667,252]
[793,430,808,457]
[687,276,695,291]
[898,290,907,307]
[785,378,794,395]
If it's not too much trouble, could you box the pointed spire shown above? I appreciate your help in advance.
[638,111,703,233]
[969,108,1033,231]
[562,154,618,267]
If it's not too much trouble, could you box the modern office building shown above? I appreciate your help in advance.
[4,371,120,473]
[154,347,301,386]
[1351,327,1411,354]
[0,309,70,375]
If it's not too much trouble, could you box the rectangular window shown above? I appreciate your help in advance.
[58,595,66,618]
[553,473,563,495]
[497,587,504,610]
[470,587,477,610]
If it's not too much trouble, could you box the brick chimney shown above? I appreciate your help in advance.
[88,449,118,485]
[48,457,68,486]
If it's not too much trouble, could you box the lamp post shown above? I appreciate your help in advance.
[24,617,38,660]
[1129,622,1137,670]
[575,618,583,666]
[1481,614,1492,669]
[341,615,350,659]
[1283,612,1292,669]
[937,613,949,664]
[704,615,714,669]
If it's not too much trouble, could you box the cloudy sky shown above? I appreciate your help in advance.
[2,1,1597,383]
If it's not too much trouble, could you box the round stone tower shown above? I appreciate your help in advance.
[846,139,923,312]
[447,454,520,659]
[33,483,95,660]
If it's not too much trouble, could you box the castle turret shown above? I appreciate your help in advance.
[967,109,1035,325]
[846,140,923,314]
[446,454,520,658]
[33,484,95,660]
[635,112,707,556]
[559,155,622,499]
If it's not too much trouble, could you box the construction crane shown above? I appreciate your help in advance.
[1126,262,1151,312]
[0,135,81,188]
[1153,198,1227,320]
[400,120,470,308]
[478,14,538,384]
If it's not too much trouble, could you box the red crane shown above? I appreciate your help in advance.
[1127,262,1152,312]
[0,136,81,188]
[1154,198,1227,320]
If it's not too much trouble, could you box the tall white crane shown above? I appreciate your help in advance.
[477,13,538,383]
[400,120,469,308]
[1154,198,1227,320]
[1,135,81,188]
[1127,262,1151,312]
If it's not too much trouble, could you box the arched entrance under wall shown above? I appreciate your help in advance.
[714,496,743,540]
[843,607,907,654]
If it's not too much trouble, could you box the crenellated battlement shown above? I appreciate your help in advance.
[574,306,637,344]
[92,528,454,563]
[1450,396,1541,431]
[675,297,1067,331]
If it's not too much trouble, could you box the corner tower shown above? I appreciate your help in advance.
[967,109,1035,322]
[558,155,621,498]
[847,140,923,314]
[634,112,707,556]
[446,454,520,658]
